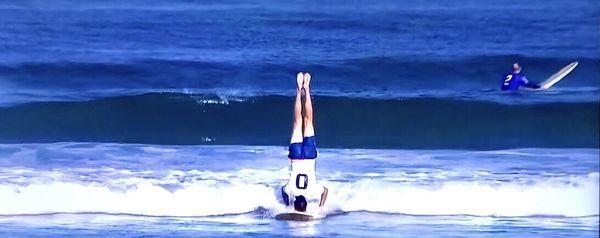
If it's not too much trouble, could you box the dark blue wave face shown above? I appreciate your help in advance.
[0,0,599,105]
[0,93,598,149]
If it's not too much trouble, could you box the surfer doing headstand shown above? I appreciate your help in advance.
[281,72,328,212]
[501,63,541,90]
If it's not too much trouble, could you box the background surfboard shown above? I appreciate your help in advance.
[536,62,579,90]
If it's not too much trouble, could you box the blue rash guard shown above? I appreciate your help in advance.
[501,72,540,91]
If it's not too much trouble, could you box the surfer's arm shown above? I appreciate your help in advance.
[319,187,328,206]
[281,186,290,206]
[520,77,541,89]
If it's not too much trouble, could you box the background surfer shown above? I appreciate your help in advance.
[281,72,328,212]
[501,63,541,90]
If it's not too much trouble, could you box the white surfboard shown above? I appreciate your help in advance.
[275,210,325,221]
[275,212,316,221]
[536,62,578,90]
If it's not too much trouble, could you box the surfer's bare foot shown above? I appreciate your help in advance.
[296,72,304,91]
[303,72,311,91]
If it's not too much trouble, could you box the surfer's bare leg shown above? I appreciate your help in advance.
[319,187,328,206]
[290,72,304,144]
[302,73,315,137]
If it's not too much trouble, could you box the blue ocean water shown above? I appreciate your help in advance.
[0,0,599,106]
[0,0,599,237]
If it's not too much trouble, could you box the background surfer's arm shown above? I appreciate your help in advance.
[522,77,542,89]
[520,77,541,89]
[319,187,328,207]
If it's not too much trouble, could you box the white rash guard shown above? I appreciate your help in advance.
[283,159,324,211]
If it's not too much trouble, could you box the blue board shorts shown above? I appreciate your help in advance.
[288,136,317,159]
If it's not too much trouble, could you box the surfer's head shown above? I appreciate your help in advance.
[294,195,307,212]
[513,63,522,73]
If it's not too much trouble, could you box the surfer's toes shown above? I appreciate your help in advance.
[303,72,311,90]
[296,72,304,90]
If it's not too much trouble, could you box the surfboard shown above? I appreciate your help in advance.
[536,62,578,90]
[275,209,325,221]
[275,212,316,221]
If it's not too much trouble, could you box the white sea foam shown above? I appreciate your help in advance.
[328,173,599,217]
[0,144,597,218]
[0,178,280,217]
[0,169,597,217]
